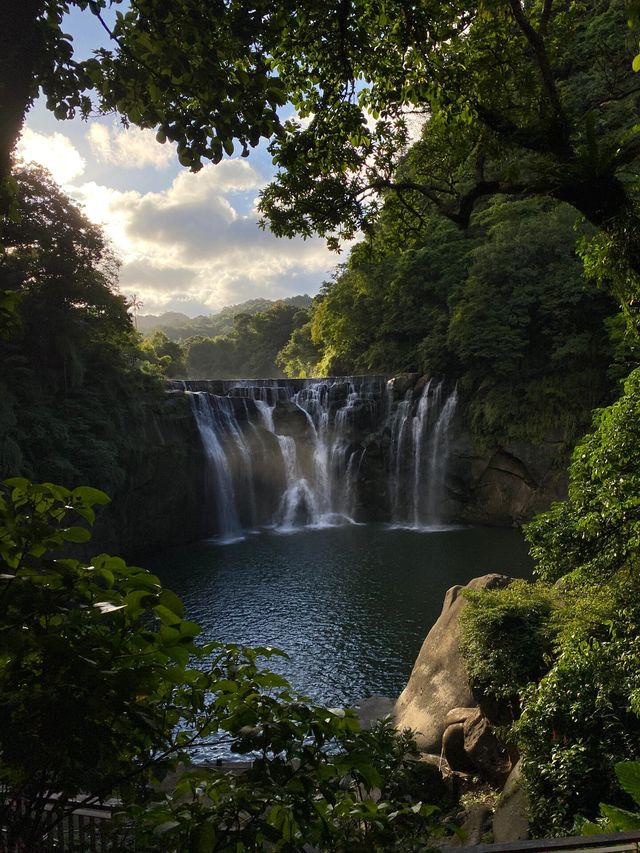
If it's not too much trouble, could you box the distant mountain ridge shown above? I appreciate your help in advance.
[137,295,313,340]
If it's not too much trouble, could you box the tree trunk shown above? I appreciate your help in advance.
[554,175,631,231]
[0,0,43,214]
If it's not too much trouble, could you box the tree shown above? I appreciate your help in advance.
[526,366,640,585]
[138,329,187,377]
[1,0,287,205]
[0,166,162,494]
[5,1,640,279]
[286,194,619,445]
[182,302,310,378]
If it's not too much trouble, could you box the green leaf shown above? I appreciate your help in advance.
[72,486,110,507]
[599,803,640,830]
[61,526,91,543]
[633,53,640,72]
[154,604,183,626]
[191,821,216,852]
[615,761,640,805]
[159,589,185,619]
[153,820,181,835]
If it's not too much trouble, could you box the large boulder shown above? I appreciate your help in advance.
[492,760,530,842]
[463,708,512,786]
[442,723,476,774]
[394,574,512,752]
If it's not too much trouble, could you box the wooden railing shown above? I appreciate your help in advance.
[1,797,119,852]
[459,830,640,853]
[4,796,640,853]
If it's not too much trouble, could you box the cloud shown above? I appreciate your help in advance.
[71,159,335,315]
[17,128,85,184]
[87,122,174,170]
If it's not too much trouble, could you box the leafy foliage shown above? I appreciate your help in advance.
[137,296,312,340]
[0,477,447,851]
[6,1,639,280]
[0,166,171,494]
[515,600,640,835]
[459,580,559,705]
[583,760,640,833]
[282,196,620,447]
[526,367,640,584]
[184,301,311,378]
[0,477,199,848]
[138,329,187,378]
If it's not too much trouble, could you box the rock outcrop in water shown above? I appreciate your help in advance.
[395,574,531,840]
[394,573,511,753]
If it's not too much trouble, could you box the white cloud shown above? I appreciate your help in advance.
[87,122,174,170]
[17,128,85,185]
[70,160,335,314]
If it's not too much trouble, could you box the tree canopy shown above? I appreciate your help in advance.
[278,195,620,446]
[5,1,640,277]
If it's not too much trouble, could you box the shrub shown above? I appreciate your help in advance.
[459,580,559,708]
[515,618,640,836]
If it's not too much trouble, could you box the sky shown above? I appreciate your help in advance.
[17,7,340,317]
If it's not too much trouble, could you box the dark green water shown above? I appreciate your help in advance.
[149,525,532,706]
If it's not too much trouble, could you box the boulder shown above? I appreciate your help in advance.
[442,723,476,774]
[451,805,492,847]
[492,760,530,843]
[463,709,512,787]
[394,574,512,752]
[444,707,478,728]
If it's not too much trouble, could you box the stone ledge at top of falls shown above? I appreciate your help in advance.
[168,375,395,406]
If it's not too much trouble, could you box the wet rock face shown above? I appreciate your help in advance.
[272,401,315,443]
[90,393,209,559]
[104,374,573,555]
[356,438,392,522]
[353,374,570,527]
[446,431,568,527]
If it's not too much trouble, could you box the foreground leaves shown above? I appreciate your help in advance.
[0,478,445,851]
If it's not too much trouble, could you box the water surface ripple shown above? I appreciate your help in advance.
[149,525,532,707]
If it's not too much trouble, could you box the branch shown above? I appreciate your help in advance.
[474,103,571,160]
[370,176,559,228]
[396,191,427,232]
[583,84,640,114]
[540,0,554,34]
[508,0,570,152]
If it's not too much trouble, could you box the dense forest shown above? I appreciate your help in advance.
[3,0,640,850]
[137,296,312,339]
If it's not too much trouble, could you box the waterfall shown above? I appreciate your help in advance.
[187,392,243,543]
[179,375,457,541]
[387,379,458,529]
[424,385,459,525]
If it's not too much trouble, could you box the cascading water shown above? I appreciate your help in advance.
[387,378,459,529]
[179,375,458,541]
[187,392,243,543]
[424,385,459,524]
